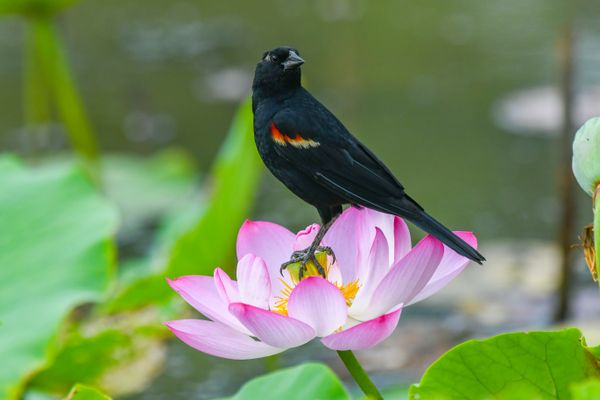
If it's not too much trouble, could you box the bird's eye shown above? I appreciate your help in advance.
[270,54,279,62]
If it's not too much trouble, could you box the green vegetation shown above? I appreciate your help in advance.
[410,329,600,400]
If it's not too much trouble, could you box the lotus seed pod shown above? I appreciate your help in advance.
[573,117,600,197]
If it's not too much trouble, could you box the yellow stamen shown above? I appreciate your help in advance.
[272,251,361,315]
[337,279,360,306]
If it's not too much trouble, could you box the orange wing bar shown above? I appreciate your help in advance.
[270,122,320,149]
[270,122,288,145]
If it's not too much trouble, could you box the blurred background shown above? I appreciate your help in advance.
[1,0,599,399]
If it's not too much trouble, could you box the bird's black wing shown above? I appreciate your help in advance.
[270,106,423,219]
[271,102,485,264]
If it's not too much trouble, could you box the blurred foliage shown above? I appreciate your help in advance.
[8,99,263,398]
[376,386,409,400]
[4,0,99,183]
[571,380,600,400]
[29,309,168,397]
[65,384,111,400]
[217,363,350,400]
[103,99,261,313]
[0,157,118,399]
[409,329,600,399]
[0,0,78,16]
[101,150,197,234]
[166,98,261,276]
[22,15,98,174]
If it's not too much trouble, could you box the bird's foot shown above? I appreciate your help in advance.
[280,246,336,280]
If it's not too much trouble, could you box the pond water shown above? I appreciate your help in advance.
[1,0,599,398]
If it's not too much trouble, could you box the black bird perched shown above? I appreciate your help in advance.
[252,46,485,276]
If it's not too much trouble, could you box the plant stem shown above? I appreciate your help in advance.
[24,18,52,129]
[264,354,281,372]
[554,22,576,322]
[595,184,600,288]
[337,350,383,400]
[29,15,100,182]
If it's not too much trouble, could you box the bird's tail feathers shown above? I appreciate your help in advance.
[394,196,485,264]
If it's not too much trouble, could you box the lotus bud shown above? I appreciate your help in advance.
[573,117,600,197]
[572,117,600,287]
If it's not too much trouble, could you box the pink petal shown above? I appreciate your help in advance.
[236,220,295,304]
[327,262,343,286]
[364,235,444,320]
[363,209,396,257]
[321,306,403,350]
[236,254,271,309]
[293,224,320,251]
[349,228,390,316]
[236,220,295,271]
[214,268,240,304]
[409,231,477,305]
[229,303,315,348]
[323,208,365,282]
[167,276,248,333]
[287,277,347,337]
[326,208,397,283]
[393,216,411,263]
[165,319,283,360]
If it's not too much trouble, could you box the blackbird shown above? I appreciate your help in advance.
[251,46,485,277]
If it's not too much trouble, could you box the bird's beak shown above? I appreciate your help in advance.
[283,51,305,70]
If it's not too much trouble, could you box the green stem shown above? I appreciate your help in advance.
[264,354,281,372]
[24,18,52,128]
[29,15,100,181]
[594,184,600,288]
[337,350,383,400]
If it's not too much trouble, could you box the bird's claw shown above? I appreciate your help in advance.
[316,246,336,264]
[280,246,336,279]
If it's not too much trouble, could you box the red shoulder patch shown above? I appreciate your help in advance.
[270,122,320,148]
[270,122,287,145]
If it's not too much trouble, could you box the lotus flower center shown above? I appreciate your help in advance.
[273,251,360,316]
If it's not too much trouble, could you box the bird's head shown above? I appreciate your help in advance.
[252,46,304,97]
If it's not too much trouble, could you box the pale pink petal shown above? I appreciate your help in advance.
[327,262,343,286]
[214,268,240,304]
[229,303,315,348]
[287,277,347,337]
[293,224,320,251]
[323,207,365,282]
[321,306,402,350]
[362,235,444,320]
[236,220,295,270]
[236,221,295,305]
[165,319,283,360]
[393,216,411,263]
[363,209,396,258]
[349,228,390,316]
[167,276,248,334]
[409,231,477,305]
[236,254,271,309]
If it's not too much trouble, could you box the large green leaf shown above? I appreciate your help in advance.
[409,328,600,400]
[217,363,350,400]
[65,384,111,400]
[166,98,262,276]
[571,380,600,400]
[0,156,118,399]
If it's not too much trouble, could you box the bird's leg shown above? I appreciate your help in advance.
[280,215,339,279]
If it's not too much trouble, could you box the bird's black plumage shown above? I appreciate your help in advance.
[252,46,485,264]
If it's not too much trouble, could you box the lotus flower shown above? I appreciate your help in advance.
[165,208,477,359]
